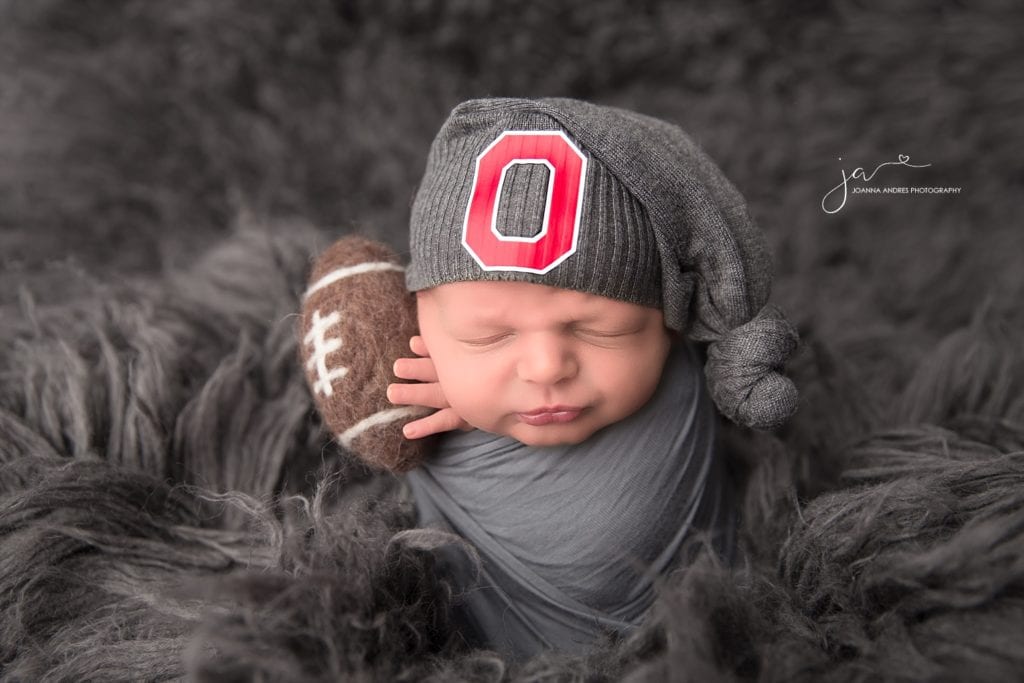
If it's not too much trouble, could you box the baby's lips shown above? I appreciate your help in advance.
[516,407,583,426]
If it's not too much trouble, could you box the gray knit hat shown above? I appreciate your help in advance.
[407,97,799,430]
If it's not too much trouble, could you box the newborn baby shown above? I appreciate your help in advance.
[391,282,736,661]
[381,97,801,661]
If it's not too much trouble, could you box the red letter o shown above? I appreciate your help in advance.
[461,131,588,274]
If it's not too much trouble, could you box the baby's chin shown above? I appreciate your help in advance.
[490,422,603,447]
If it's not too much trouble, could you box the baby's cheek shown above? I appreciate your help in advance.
[449,393,498,431]
[434,366,490,425]
[603,359,664,421]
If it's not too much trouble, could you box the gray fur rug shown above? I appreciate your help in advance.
[2,1,1023,681]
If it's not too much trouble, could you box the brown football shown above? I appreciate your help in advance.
[298,235,430,472]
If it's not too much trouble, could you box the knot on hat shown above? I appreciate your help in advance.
[705,305,799,430]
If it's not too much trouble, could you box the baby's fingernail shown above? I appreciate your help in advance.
[403,424,416,438]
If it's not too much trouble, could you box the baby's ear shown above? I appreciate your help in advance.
[298,235,432,472]
[411,292,433,354]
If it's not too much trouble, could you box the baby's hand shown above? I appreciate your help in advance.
[387,336,472,439]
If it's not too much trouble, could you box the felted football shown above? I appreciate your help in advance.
[298,235,430,472]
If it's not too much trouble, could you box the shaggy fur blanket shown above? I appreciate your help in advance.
[2,2,1022,681]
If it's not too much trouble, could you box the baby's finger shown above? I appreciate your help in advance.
[403,408,467,439]
[393,356,438,383]
[409,335,429,357]
[386,381,449,410]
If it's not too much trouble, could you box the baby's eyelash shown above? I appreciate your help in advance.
[460,333,512,346]
[573,327,639,338]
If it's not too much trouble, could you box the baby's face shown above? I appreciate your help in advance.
[417,281,671,446]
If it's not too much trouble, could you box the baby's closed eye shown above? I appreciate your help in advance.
[571,323,646,344]
[457,332,514,348]
[573,325,641,337]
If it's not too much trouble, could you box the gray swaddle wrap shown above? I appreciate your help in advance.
[404,341,737,662]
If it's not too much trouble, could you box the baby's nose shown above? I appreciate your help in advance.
[516,335,578,385]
